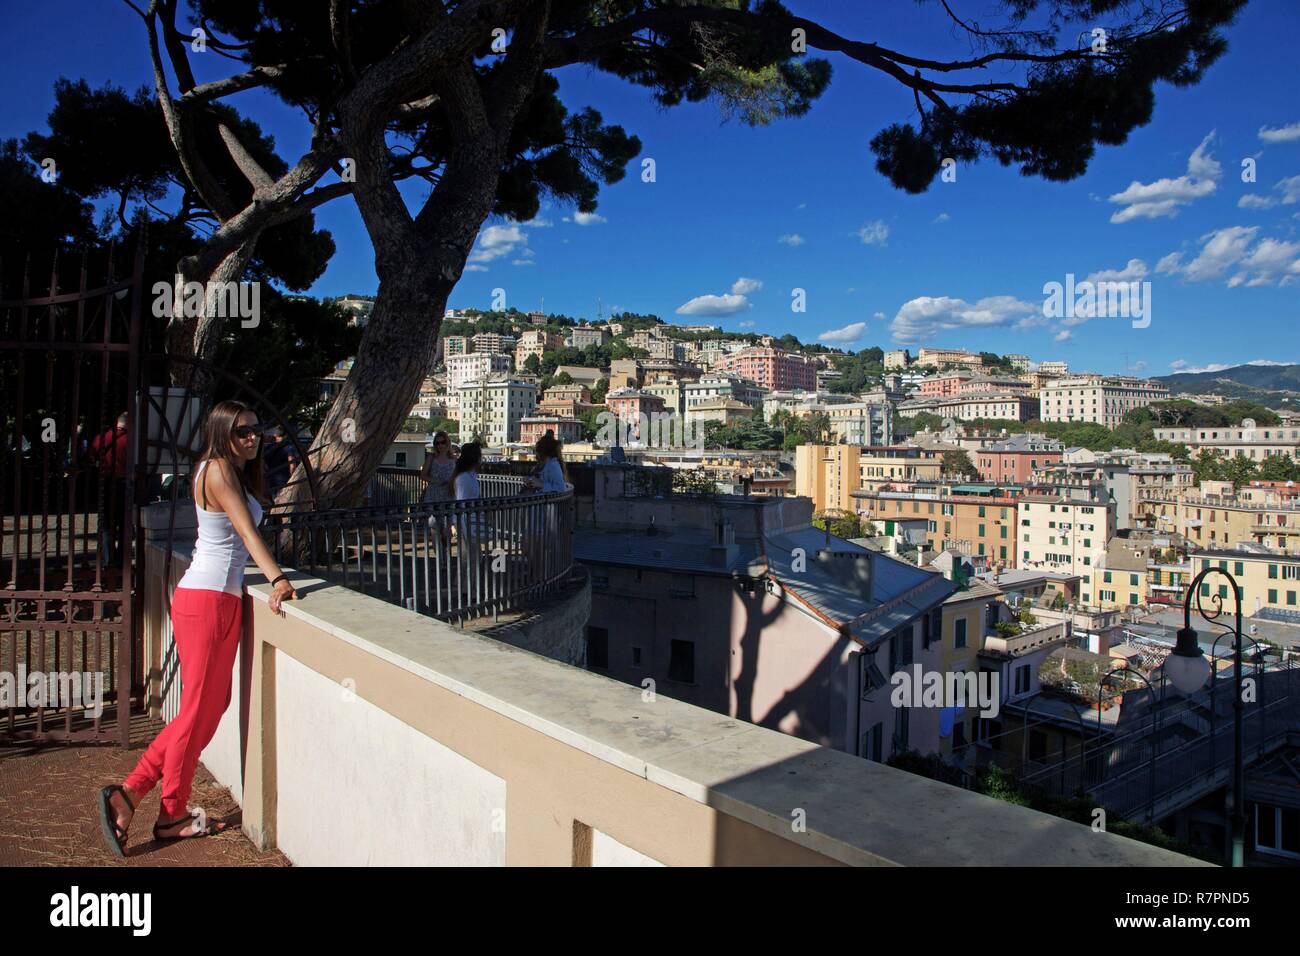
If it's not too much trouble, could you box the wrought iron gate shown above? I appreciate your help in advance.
[0,246,143,744]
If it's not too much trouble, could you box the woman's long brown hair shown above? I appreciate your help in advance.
[197,399,268,507]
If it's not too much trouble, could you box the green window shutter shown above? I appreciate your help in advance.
[1235,562,1244,576]
[1130,574,1139,586]
[1268,589,1278,604]
[1269,565,1278,579]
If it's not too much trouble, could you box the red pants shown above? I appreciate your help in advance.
[125,586,243,818]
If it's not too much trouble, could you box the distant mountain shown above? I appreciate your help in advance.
[1153,363,1300,401]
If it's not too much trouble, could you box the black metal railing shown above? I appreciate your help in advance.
[263,475,575,624]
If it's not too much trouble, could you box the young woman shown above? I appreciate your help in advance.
[420,431,457,503]
[97,400,298,855]
[449,441,482,501]
[523,432,567,494]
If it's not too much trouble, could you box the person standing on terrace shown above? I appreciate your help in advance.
[420,431,457,504]
[523,431,567,493]
[97,400,298,855]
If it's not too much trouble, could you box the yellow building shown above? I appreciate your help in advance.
[1136,481,1300,554]
[854,488,1018,568]
[1192,549,1300,619]
[794,444,942,513]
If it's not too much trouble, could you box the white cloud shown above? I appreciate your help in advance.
[890,294,1040,344]
[1259,122,1300,144]
[564,211,606,225]
[1052,259,1151,329]
[1239,175,1300,210]
[873,311,886,322]
[1054,330,1073,342]
[1280,175,1300,204]
[933,213,951,223]
[778,233,806,246]
[1108,132,1220,223]
[855,220,889,246]
[468,223,527,265]
[1085,258,1149,284]
[731,277,763,295]
[676,293,750,316]
[522,216,553,228]
[464,264,488,272]
[512,259,535,267]
[736,320,756,329]
[1158,225,1300,286]
[818,322,867,344]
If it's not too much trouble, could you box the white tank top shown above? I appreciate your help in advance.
[177,459,265,595]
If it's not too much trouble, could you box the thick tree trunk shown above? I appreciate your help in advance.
[278,265,448,512]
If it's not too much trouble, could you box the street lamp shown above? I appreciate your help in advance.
[1171,566,1247,867]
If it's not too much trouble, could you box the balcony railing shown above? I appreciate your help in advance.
[262,474,574,624]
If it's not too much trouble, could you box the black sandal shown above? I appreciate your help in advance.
[97,785,134,858]
[152,811,227,841]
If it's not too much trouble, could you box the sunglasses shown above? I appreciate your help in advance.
[233,425,265,440]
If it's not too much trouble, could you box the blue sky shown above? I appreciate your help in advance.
[3,0,1299,376]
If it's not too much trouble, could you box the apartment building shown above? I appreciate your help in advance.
[446,352,511,390]
[1038,361,1069,377]
[916,347,984,368]
[854,487,1019,567]
[716,346,818,391]
[442,335,470,359]
[514,329,564,369]
[1151,419,1300,459]
[626,329,663,351]
[683,373,767,410]
[605,389,668,443]
[1029,460,1133,529]
[899,393,1040,423]
[761,390,854,420]
[958,375,1032,396]
[884,349,911,369]
[1039,375,1169,428]
[519,414,585,446]
[1018,493,1114,585]
[642,376,685,415]
[573,467,961,758]
[826,402,893,446]
[1006,354,1030,373]
[1136,480,1300,554]
[471,331,517,355]
[1091,538,1152,610]
[566,326,608,349]
[919,371,974,397]
[975,435,1064,484]
[685,398,754,431]
[454,377,538,446]
[1190,547,1300,621]
[794,444,943,513]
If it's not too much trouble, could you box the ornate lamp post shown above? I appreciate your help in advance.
[1166,567,1244,867]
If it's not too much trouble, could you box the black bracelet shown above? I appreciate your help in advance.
[270,573,290,587]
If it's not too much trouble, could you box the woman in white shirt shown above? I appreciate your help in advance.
[99,400,297,855]
[449,441,482,500]
[524,432,567,494]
